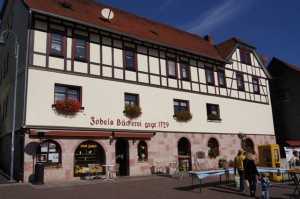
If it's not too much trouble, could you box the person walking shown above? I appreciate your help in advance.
[234,149,245,192]
[261,174,271,199]
[243,152,260,197]
[289,150,300,169]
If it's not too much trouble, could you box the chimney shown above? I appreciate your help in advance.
[204,35,213,45]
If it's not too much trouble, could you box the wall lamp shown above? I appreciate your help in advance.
[132,138,136,145]
[109,136,113,145]
[0,30,19,182]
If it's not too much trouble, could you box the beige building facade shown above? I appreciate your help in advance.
[0,0,275,182]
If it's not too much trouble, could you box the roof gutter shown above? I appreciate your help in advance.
[29,8,229,64]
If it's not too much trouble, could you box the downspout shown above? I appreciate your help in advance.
[20,8,32,183]
[22,9,31,128]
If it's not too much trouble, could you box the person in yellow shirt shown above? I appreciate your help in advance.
[234,149,246,191]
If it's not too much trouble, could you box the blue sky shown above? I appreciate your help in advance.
[97,0,300,67]
[1,0,299,66]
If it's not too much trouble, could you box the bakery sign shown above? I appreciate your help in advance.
[90,117,169,129]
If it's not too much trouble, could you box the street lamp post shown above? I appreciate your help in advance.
[0,30,19,182]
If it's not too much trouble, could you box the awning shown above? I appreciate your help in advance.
[286,141,300,146]
[114,132,155,138]
[30,130,112,137]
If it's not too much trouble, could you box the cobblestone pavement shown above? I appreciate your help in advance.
[0,172,297,199]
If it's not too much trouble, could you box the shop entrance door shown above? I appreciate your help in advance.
[115,138,129,176]
[177,137,192,171]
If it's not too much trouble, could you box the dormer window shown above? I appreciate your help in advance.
[240,50,251,65]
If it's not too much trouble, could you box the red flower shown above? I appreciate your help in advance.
[55,99,81,112]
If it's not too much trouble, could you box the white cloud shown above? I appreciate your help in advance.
[181,0,253,35]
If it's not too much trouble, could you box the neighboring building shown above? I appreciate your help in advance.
[0,0,275,182]
[268,57,300,155]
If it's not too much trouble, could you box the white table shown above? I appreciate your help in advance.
[102,164,115,181]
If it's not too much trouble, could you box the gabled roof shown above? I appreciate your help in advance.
[216,37,271,79]
[24,0,226,62]
[268,57,300,72]
[215,37,256,60]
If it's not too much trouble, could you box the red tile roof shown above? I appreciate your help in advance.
[215,37,255,59]
[24,0,225,62]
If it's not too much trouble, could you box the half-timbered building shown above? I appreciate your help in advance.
[0,0,275,182]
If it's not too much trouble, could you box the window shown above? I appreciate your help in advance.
[208,138,219,158]
[124,48,136,70]
[217,69,226,87]
[50,33,63,55]
[240,50,251,65]
[205,66,214,85]
[137,140,148,162]
[282,89,290,100]
[236,73,244,91]
[167,59,177,78]
[125,93,139,106]
[206,103,220,120]
[36,140,62,166]
[180,62,190,80]
[54,84,81,102]
[74,141,105,177]
[74,36,87,60]
[173,99,188,114]
[252,77,260,94]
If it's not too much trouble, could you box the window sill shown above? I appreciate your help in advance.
[49,53,64,58]
[207,119,222,123]
[74,58,87,63]
[125,68,136,72]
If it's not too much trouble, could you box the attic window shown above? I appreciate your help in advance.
[150,30,159,36]
[59,2,72,9]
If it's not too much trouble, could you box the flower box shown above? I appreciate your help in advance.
[207,114,221,121]
[53,99,82,113]
[173,110,193,122]
[123,105,142,119]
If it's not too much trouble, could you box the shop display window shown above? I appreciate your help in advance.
[36,140,62,166]
[74,141,105,177]
[137,140,148,162]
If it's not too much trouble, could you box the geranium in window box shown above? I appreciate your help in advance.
[207,114,221,121]
[123,105,142,119]
[54,99,82,113]
[173,110,193,122]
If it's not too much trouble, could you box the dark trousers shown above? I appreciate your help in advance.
[248,174,258,196]
[238,170,245,191]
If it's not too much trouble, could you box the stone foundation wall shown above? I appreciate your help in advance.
[22,132,276,182]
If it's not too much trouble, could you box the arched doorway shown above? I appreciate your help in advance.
[177,137,191,171]
[245,138,255,153]
[115,138,129,176]
[73,141,105,177]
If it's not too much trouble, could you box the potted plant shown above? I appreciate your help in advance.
[174,110,193,122]
[54,99,81,113]
[218,158,228,168]
[123,105,142,119]
[207,114,221,121]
